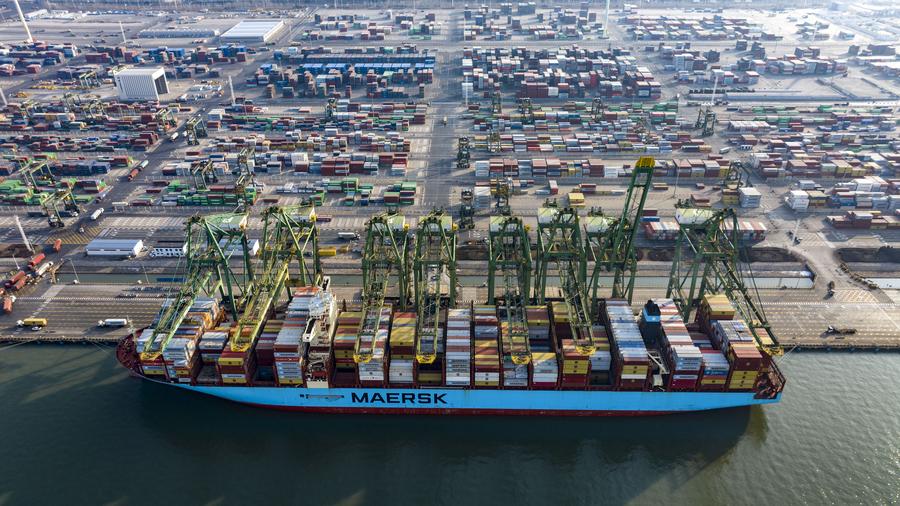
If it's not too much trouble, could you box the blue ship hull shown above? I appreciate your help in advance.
[156,380,782,416]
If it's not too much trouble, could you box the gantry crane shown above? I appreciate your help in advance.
[230,204,320,357]
[666,204,783,357]
[42,188,82,228]
[325,97,337,122]
[533,202,596,355]
[185,115,208,145]
[695,106,716,137]
[155,107,177,132]
[354,212,409,363]
[518,98,535,124]
[458,189,475,230]
[487,214,532,364]
[189,160,218,191]
[233,146,257,211]
[457,136,470,170]
[585,156,654,308]
[491,177,512,215]
[139,212,253,364]
[491,91,502,115]
[591,98,605,123]
[413,210,457,364]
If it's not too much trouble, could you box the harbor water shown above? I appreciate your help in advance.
[0,347,897,505]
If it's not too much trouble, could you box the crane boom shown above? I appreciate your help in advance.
[666,205,782,356]
[586,156,654,307]
[414,210,457,364]
[230,204,320,354]
[355,212,409,363]
[534,203,595,355]
[487,214,532,365]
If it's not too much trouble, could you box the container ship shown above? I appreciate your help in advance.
[117,285,784,415]
[115,168,785,415]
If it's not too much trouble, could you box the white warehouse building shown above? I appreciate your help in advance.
[220,19,286,43]
[114,67,169,101]
[86,239,144,258]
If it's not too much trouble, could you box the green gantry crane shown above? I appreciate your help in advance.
[457,136,470,170]
[231,204,321,356]
[518,98,535,125]
[666,204,783,357]
[413,210,457,364]
[585,156,654,308]
[487,214,532,364]
[354,212,410,363]
[139,212,254,364]
[695,106,716,137]
[185,115,208,145]
[534,202,596,356]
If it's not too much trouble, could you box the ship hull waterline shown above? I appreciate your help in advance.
[132,374,782,417]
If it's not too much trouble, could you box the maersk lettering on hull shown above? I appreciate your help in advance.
[158,382,782,415]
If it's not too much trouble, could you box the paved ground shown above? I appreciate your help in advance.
[0,5,899,350]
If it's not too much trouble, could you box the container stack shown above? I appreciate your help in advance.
[328,311,359,387]
[198,330,228,365]
[417,309,445,386]
[527,306,557,388]
[559,339,589,388]
[699,349,730,391]
[473,305,501,387]
[351,306,389,387]
[275,289,322,386]
[255,320,281,381]
[606,300,650,391]
[657,299,702,391]
[588,325,612,387]
[739,187,761,208]
[712,319,764,391]
[162,337,199,384]
[696,293,736,337]
[445,308,472,386]
[389,311,416,386]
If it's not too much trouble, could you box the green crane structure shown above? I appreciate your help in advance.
[42,187,82,228]
[695,106,716,137]
[230,204,321,356]
[139,212,254,363]
[518,98,535,124]
[487,214,532,365]
[666,205,783,357]
[491,91,502,115]
[413,210,458,364]
[185,115,208,145]
[585,156,654,308]
[533,202,596,355]
[354,212,410,363]
[189,159,218,191]
[456,136,470,170]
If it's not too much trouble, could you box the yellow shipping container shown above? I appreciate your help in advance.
[222,377,248,384]
[218,356,246,367]
[701,378,726,385]
[278,378,304,385]
[318,247,337,257]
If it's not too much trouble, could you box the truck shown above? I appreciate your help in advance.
[168,132,180,142]
[33,261,53,277]
[337,232,360,240]
[17,317,48,329]
[98,318,129,327]
[90,208,104,221]
[28,253,46,269]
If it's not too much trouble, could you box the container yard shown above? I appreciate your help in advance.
[0,2,899,382]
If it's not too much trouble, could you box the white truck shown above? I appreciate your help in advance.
[90,208,104,221]
[338,232,360,240]
[98,318,129,328]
